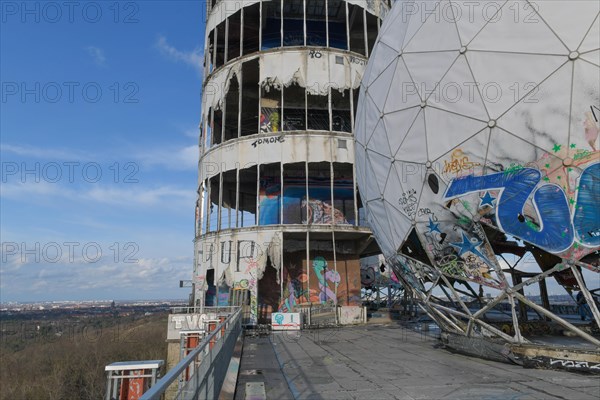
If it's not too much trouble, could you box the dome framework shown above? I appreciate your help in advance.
[356,0,600,368]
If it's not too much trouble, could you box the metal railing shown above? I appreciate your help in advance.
[170,306,238,315]
[140,308,242,400]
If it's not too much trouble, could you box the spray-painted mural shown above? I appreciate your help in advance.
[355,0,600,352]
[278,252,361,312]
[259,175,281,225]
[196,231,280,325]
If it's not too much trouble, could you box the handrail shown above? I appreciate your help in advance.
[140,307,242,400]
[170,305,238,314]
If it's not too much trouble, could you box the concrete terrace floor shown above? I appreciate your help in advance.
[234,324,600,400]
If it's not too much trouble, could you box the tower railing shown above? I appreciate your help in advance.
[140,307,242,400]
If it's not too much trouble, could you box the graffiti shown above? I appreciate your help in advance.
[349,56,367,66]
[260,109,280,132]
[573,149,592,161]
[309,50,322,59]
[235,279,249,289]
[251,135,285,148]
[279,272,310,312]
[280,281,299,312]
[573,163,600,247]
[417,208,434,217]
[399,189,418,218]
[444,165,600,254]
[443,149,481,175]
[312,256,340,304]
[438,254,466,277]
[437,250,500,288]
[549,358,600,371]
[504,163,524,174]
[584,108,599,151]
[361,265,377,286]
[302,199,349,224]
[526,355,600,373]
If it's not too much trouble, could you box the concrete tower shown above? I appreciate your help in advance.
[195,0,391,325]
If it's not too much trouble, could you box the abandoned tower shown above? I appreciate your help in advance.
[194,0,391,324]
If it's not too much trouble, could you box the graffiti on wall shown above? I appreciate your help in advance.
[442,149,481,176]
[312,256,340,304]
[302,199,349,224]
[278,254,360,311]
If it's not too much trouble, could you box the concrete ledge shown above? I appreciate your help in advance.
[219,334,244,400]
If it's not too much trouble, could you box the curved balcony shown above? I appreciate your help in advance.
[195,157,369,236]
[203,0,387,77]
[200,48,367,153]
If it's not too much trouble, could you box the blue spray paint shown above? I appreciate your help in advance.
[445,168,578,253]
[573,163,600,247]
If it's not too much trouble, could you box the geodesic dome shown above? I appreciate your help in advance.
[355,0,600,351]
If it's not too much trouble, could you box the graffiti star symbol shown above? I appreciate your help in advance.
[479,192,496,208]
[450,232,489,264]
[427,217,441,234]
[553,144,562,152]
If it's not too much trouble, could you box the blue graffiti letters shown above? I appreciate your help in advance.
[445,168,574,253]
[573,163,600,247]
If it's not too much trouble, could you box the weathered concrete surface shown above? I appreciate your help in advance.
[237,324,600,399]
[234,334,294,400]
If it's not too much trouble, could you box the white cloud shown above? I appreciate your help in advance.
[2,140,198,172]
[182,126,200,139]
[1,181,195,209]
[0,253,192,300]
[156,35,203,77]
[135,144,198,171]
[0,143,92,161]
[85,46,107,67]
[84,186,195,207]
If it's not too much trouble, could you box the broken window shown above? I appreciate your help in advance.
[283,0,304,46]
[240,59,260,136]
[307,162,332,225]
[238,166,258,227]
[333,163,355,225]
[259,163,282,226]
[366,11,378,56]
[357,189,366,226]
[307,91,329,131]
[224,75,240,141]
[205,107,213,150]
[208,176,219,232]
[200,180,209,235]
[283,83,306,131]
[213,108,223,146]
[215,21,226,68]
[348,4,366,56]
[243,4,260,55]
[283,163,307,224]
[262,0,282,50]
[306,0,326,46]
[353,88,359,129]
[332,89,351,133]
[227,11,241,62]
[328,0,347,50]
[207,30,215,74]
[261,84,282,133]
[221,170,237,230]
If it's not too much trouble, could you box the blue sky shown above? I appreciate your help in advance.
[1,1,207,302]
